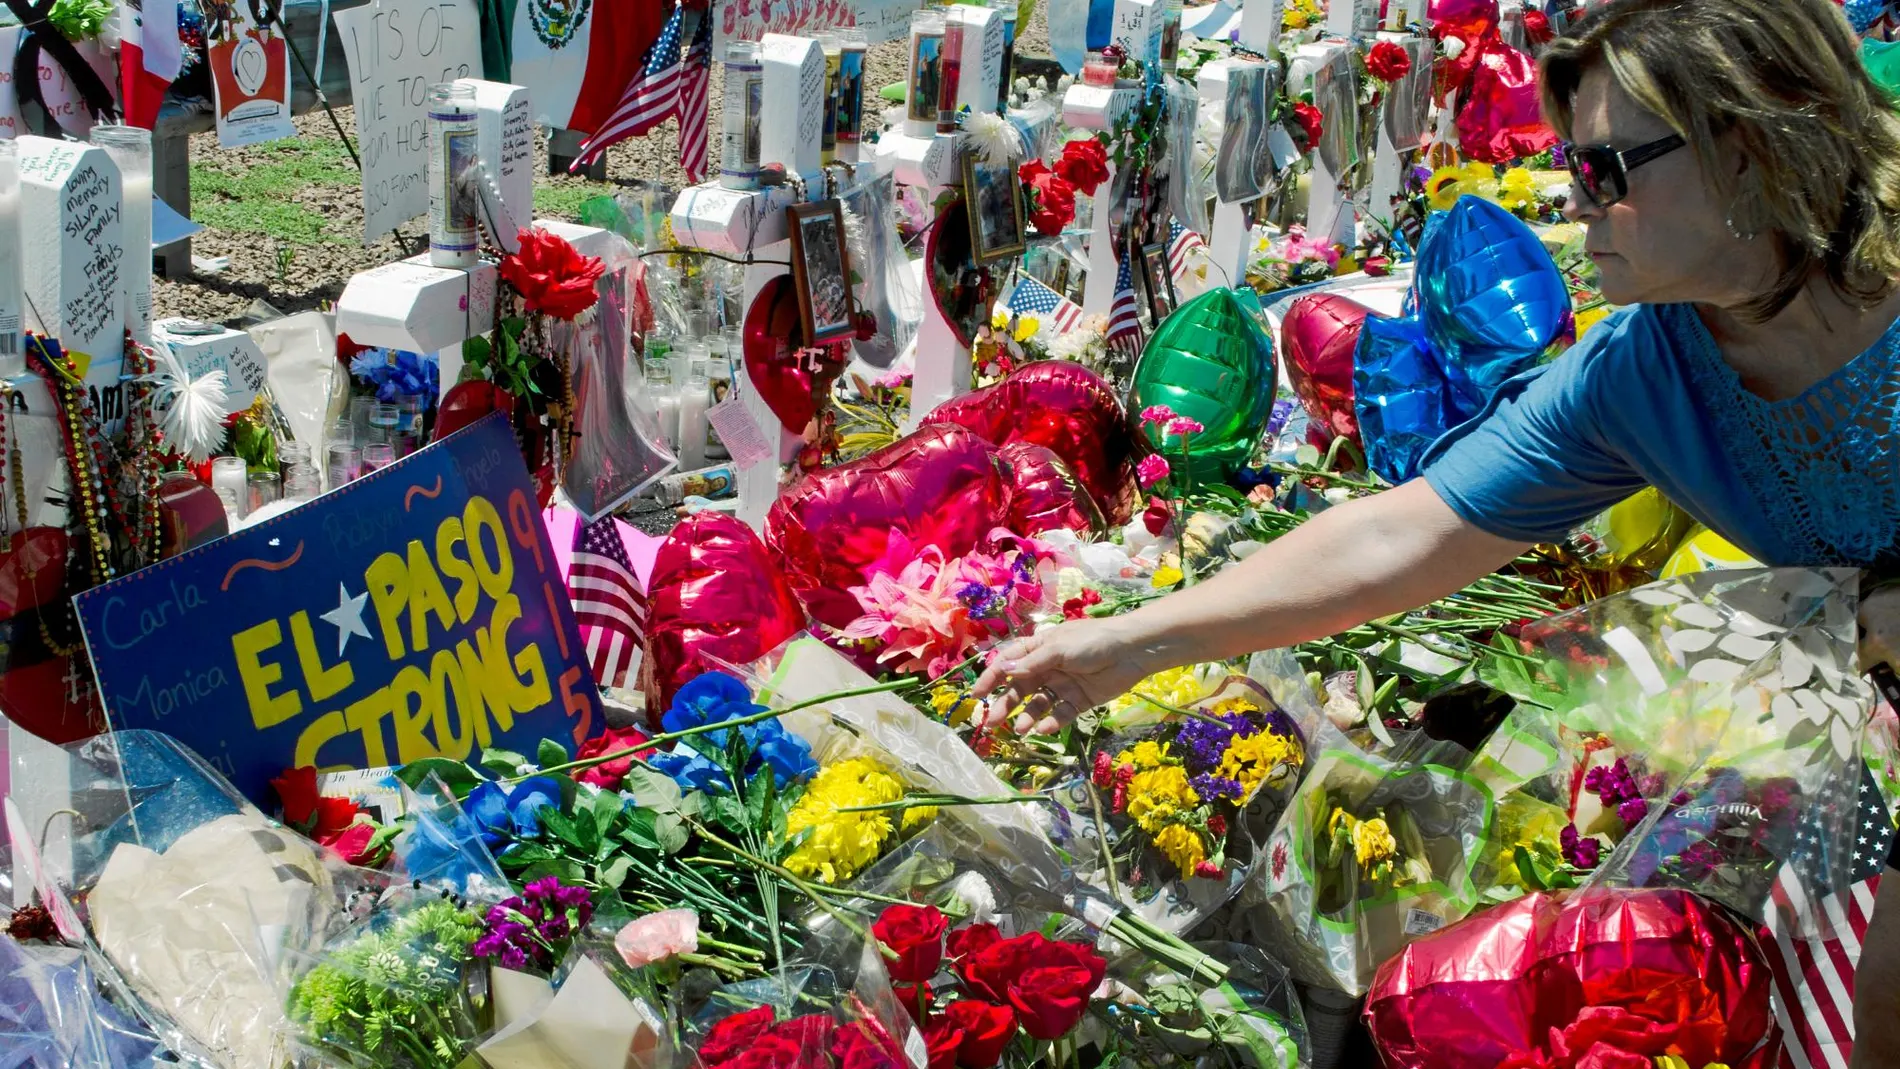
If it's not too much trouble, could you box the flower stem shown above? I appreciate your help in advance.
[835,794,1046,814]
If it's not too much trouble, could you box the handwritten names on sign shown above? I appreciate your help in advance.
[455,79,535,232]
[334,0,484,244]
[16,138,124,390]
[75,415,604,806]
[760,35,826,176]
[715,0,922,48]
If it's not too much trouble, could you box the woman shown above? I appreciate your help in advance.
[974,0,1900,1062]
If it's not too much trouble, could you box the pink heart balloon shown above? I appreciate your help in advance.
[1428,0,1500,41]
[743,275,845,433]
[999,441,1105,538]
[1281,293,1372,448]
[644,512,807,718]
[1457,41,1559,165]
[919,360,1137,525]
[766,424,1013,629]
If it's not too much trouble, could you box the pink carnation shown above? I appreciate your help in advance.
[1139,405,1177,427]
[1136,454,1171,488]
[1165,417,1205,437]
[615,910,701,969]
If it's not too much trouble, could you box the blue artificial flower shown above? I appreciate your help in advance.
[507,776,564,838]
[754,728,819,784]
[398,806,489,892]
[463,781,512,850]
[665,672,765,734]
[463,776,564,848]
[647,750,734,793]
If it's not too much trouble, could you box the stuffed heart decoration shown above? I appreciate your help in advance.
[919,360,1136,525]
[999,441,1104,538]
[434,381,515,442]
[743,275,845,433]
[0,527,105,743]
[1281,293,1372,448]
[766,423,1013,629]
[643,513,807,719]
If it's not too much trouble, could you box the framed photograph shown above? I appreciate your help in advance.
[787,200,857,345]
[963,154,1029,262]
[1138,240,1177,322]
[1215,60,1269,205]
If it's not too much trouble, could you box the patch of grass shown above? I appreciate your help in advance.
[190,136,362,245]
[534,180,616,223]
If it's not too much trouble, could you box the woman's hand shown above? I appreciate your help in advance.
[972,617,1152,735]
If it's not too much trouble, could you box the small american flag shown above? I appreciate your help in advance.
[674,9,712,183]
[568,517,650,691]
[1761,762,1894,1069]
[1006,276,1083,334]
[1167,219,1207,281]
[1106,250,1145,359]
[573,2,688,172]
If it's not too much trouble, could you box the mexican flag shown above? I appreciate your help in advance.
[119,0,184,128]
[479,0,667,135]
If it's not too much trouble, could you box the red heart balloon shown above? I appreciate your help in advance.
[0,527,106,743]
[919,360,1137,525]
[744,275,845,433]
[158,472,229,558]
[1281,293,1372,448]
[433,381,515,442]
[766,423,1013,630]
[643,512,807,719]
[1456,41,1559,165]
[999,442,1104,538]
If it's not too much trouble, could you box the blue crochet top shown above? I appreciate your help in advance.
[1419,302,1900,571]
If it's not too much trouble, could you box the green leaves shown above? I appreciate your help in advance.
[537,737,571,769]
[480,749,533,777]
[396,759,482,799]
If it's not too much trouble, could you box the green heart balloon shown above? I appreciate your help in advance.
[1867,39,1900,101]
[1128,287,1278,481]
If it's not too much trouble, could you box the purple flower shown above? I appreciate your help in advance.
[554,884,593,909]
[499,944,529,971]
[1583,764,1610,796]
[1616,797,1649,826]
[1266,399,1296,439]
[1190,773,1245,804]
[1560,824,1600,870]
[525,876,563,901]
[540,916,572,941]
[1176,712,1253,774]
[1670,840,1725,881]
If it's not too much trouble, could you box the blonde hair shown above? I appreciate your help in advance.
[1540,0,1900,321]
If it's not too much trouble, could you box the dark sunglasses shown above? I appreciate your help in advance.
[1561,133,1686,208]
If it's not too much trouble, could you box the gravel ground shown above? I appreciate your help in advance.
[152,8,1053,324]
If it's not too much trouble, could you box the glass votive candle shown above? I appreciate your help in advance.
[361,443,396,474]
[369,403,401,443]
[248,471,281,514]
[210,456,249,519]
[326,443,361,491]
[1083,50,1119,87]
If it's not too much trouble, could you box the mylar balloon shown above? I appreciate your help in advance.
[1281,293,1372,447]
[1128,287,1278,481]
[743,274,845,433]
[1455,42,1559,165]
[433,380,514,442]
[1660,526,1760,579]
[1428,0,1499,42]
[766,423,1013,629]
[999,441,1105,538]
[644,512,807,718]
[1866,39,1900,100]
[1356,195,1566,482]
[1572,488,1695,573]
[920,360,1136,524]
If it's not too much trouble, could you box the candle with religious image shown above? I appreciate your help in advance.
[908,10,946,135]
[836,29,868,161]
[425,83,481,268]
[721,42,764,190]
[939,9,966,133]
[819,34,842,165]
[993,0,1019,111]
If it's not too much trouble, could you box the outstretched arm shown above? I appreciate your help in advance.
[973,479,1529,733]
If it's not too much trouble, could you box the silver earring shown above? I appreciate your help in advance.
[1726,216,1757,241]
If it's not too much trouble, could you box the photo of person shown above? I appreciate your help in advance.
[789,201,856,344]
[1140,241,1177,322]
[1215,62,1269,204]
[909,32,943,124]
[965,156,1028,262]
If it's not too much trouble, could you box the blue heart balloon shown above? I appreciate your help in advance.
[1354,195,1568,482]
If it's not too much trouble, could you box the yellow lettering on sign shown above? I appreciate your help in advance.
[405,539,458,653]
[289,610,354,703]
[436,516,480,624]
[464,496,514,600]
[233,619,302,729]
[364,549,412,661]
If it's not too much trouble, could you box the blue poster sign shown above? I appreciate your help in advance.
[75,415,605,805]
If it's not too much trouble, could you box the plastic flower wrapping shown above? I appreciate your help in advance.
[683,936,917,1069]
[0,932,173,1068]
[1486,568,1874,935]
[1240,728,1492,996]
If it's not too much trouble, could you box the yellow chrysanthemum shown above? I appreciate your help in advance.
[1153,824,1207,875]
[1151,565,1184,589]
[1498,167,1539,212]
[1215,730,1301,795]
[991,309,1010,330]
[783,757,929,884]
[1105,665,1215,728]
[929,685,977,725]
[1013,316,1040,342]
[1352,817,1398,867]
[1117,739,1173,772]
[1210,697,1260,718]
[1125,765,1201,834]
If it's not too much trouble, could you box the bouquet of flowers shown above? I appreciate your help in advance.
[1101,942,1311,1069]
[1248,731,1492,995]
[1505,568,1873,931]
[841,528,1058,680]
[285,887,487,1069]
[684,939,917,1069]
[0,930,173,1068]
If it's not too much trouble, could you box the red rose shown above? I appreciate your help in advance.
[1142,496,1173,536]
[1054,138,1110,196]
[318,822,384,866]
[956,931,1043,1004]
[922,1015,966,1069]
[1006,965,1095,1040]
[1194,860,1224,878]
[1041,940,1107,992]
[1019,160,1078,236]
[831,1020,907,1069]
[894,983,934,1024]
[943,1000,1017,1068]
[501,227,607,320]
[1292,103,1325,152]
[1206,814,1228,838]
[574,726,650,791]
[945,922,1001,963]
[724,1035,805,1069]
[873,904,950,983]
[770,1015,839,1053]
[700,1006,775,1065]
[1366,40,1412,83]
[1062,589,1103,620]
[271,766,320,828]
